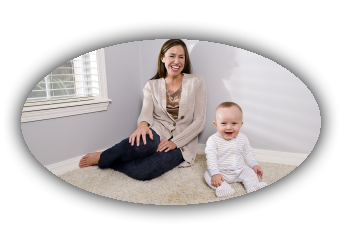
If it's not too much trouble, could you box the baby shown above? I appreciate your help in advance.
[204,102,268,197]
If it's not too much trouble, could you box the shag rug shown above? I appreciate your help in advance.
[58,154,297,205]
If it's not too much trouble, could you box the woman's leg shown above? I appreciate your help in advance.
[79,129,160,168]
[79,152,102,168]
[111,148,184,180]
[98,129,160,169]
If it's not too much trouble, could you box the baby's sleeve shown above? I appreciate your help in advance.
[205,136,220,177]
[243,136,258,168]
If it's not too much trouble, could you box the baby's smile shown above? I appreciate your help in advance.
[214,106,244,140]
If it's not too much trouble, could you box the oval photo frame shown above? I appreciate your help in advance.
[4,20,338,223]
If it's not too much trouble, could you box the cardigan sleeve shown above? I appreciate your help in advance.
[171,77,207,148]
[137,81,154,127]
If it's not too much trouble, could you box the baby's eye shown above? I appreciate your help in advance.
[232,123,237,125]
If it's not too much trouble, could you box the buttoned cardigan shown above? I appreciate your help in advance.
[137,74,207,167]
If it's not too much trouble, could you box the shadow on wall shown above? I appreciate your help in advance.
[189,41,238,143]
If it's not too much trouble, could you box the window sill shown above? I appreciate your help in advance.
[21,98,112,123]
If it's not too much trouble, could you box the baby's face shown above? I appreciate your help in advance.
[214,106,243,140]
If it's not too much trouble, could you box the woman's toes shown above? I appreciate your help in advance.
[79,153,100,168]
[79,156,89,167]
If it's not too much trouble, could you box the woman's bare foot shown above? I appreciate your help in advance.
[79,152,102,168]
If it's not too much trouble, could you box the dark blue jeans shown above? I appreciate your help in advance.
[98,129,184,180]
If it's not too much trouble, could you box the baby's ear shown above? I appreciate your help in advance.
[213,121,217,127]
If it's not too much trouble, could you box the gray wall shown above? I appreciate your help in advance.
[21,42,143,166]
[138,40,321,154]
[21,40,321,166]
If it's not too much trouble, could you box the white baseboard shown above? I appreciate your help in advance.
[47,145,307,175]
[45,156,82,176]
[197,144,206,154]
[253,149,307,166]
[46,149,106,175]
[197,144,307,166]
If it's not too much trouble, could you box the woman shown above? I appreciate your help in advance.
[79,39,207,180]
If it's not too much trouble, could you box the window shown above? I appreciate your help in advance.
[21,48,111,122]
[25,51,99,104]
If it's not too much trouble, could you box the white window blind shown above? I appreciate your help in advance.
[25,51,99,106]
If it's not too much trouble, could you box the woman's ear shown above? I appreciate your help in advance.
[161,55,165,63]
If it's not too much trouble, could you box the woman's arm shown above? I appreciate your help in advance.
[129,121,153,146]
[137,81,154,127]
[171,77,207,148]
[129,81,154,146]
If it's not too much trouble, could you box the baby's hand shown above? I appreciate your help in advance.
[211,174,225,187]
[252,165,263,179]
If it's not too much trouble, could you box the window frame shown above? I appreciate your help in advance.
[21,48,111,123]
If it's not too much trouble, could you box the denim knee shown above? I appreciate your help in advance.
[128,171,155,181]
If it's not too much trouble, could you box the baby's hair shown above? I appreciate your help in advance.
[216,102,243,120]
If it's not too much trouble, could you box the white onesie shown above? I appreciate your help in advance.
[204,132,267,197]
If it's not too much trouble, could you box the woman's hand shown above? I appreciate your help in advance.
[129,122,153,146]
[157,139,177,152]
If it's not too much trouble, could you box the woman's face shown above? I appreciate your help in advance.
[161,45,185,78]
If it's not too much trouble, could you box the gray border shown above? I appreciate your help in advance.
[4,20,339,223]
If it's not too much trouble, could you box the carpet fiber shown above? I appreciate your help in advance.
[58,154,297,205]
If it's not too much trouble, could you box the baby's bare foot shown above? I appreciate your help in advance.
[79,152,102,168]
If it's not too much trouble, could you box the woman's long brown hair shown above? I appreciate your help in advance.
[151,39,192,80]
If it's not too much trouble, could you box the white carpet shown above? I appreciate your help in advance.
[58,154,297,205]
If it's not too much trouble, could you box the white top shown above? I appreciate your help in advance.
[205,132,258,177]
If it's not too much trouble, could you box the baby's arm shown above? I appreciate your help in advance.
[242,135,261,170]
[205,136,223,186]
[241,135,264,179]
[211,174,225,187]
[252,165,263,179]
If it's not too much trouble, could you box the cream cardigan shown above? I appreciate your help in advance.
[137,74,207,167]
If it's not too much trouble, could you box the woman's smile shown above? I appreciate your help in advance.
[170,65,181,74]
[171,66,180,70]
